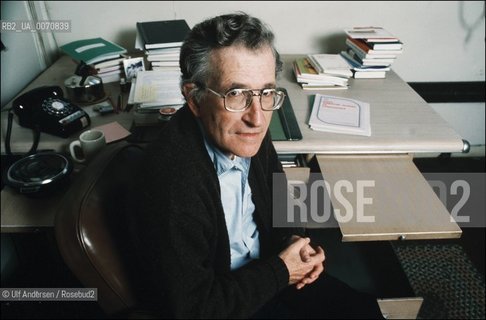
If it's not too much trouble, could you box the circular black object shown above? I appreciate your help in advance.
[6,152,73,196]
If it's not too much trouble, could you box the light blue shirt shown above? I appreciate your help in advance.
[203,137,261,270]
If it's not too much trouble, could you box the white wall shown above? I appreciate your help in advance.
[45,1,485,82]
[0,1,46,107]
[430,102,485,145]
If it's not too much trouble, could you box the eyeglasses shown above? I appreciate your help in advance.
[206,87,286,112]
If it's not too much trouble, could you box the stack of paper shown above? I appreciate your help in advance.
[131,70,185,109]
[308,94,371,136]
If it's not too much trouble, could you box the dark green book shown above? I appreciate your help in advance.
[60,37,126,64]
[136,20,190,50]
[269,88,302,141]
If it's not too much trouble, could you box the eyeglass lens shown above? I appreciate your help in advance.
[225,89,284,111]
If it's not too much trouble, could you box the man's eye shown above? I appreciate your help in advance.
[227,90,243,97]
[262,90,274,97]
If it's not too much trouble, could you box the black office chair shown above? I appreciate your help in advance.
[55,141,145,316]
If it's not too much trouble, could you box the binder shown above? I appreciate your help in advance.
[269,88,302,141]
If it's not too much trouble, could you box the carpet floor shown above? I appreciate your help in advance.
[392,240,485,319]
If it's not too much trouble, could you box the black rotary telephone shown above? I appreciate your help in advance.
[5,85,90,155]
[11,86,90,138]
[4,86,89,195]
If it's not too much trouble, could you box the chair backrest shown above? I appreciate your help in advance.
[55,141,145,316]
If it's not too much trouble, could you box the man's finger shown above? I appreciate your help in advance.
[310,246,325,263]
[308,263,324,281]
[300,247,311,262]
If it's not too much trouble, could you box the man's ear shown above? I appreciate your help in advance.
[182,83,201,117]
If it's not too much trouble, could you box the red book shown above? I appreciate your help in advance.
[346,37,402,58]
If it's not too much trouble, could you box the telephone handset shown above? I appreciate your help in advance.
[12,86,90,138]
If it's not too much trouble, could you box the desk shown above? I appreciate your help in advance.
[1,55,464,240]
[275,55,464,154]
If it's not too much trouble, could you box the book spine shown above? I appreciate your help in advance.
[346,42,397,60]
[347,37,372,53]
[307,55,324,74]
[347,37,402,56]
[367,41,403,50]
[136,22,148,49]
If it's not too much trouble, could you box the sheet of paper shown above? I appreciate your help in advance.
[93,121,131,144]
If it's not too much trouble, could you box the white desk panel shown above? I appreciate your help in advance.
[274,55,464,154]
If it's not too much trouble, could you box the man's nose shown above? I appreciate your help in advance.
[242,96,265,127]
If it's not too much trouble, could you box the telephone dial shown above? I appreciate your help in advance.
[12,86,90,138]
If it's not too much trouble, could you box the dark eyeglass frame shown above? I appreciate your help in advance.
[206,87,286,112]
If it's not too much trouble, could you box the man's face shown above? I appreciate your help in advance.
[187,45,276,158]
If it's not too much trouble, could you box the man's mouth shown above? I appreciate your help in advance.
[236,132,262,138]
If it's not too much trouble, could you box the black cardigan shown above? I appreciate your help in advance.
[128,106,302,318]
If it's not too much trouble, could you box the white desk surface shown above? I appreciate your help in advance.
[274,55,464,155]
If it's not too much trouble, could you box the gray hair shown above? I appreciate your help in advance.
[180,12,283,102]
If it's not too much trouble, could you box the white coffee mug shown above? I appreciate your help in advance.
[69,129,106,163]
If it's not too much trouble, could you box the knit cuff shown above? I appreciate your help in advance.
[265,255,290,293]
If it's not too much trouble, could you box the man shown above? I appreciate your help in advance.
[129,12,383,318]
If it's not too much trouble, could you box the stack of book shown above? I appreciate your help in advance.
[145,47,181,71]
[340,27,403,79]
[135,20,190,72]
[60,37,128,83]
[293,54,352,90]
[92,56,128,83]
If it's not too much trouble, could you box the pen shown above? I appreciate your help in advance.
[107,95,118,113]
[117,94,123,112]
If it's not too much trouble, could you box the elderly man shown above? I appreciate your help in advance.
[129,12,383,318]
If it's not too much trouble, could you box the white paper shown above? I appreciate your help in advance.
[133,70,185,107]
[308,95,371,136]
[318,98,360,127]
